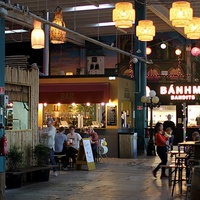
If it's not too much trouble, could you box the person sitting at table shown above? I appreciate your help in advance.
[54,127,67,168]
[152,122,170,179]
[80,127,89,138]
[192,131,200,141]
[65,125,82,170]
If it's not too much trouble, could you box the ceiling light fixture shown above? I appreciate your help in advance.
[5,29,28,34]
[50,6,66,44]
[112,2,135,28]
[170,1,193,27]
[136,20,155,41]
[63,3,114,12]
[184,17,200,39]
[31,20,44,49]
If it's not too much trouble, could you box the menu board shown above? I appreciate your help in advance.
[82,139,94,163]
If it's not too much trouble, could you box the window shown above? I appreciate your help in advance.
[5,84,30,130]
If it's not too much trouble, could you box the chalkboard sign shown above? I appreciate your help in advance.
[76,139,95,171]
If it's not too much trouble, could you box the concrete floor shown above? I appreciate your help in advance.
[5,153,189,200]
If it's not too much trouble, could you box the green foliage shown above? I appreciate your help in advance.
[33,144,49,167]
[6,146,23,172]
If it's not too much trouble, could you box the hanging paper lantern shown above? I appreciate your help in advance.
[184,17,200,39]
[170,1,193,27]
[31,20,44,49]
[112,2,135,28]
[50,6,66,44]
[136,20,155,41]
[191,47,200,56]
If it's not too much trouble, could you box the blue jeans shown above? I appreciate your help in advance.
[48,148,57,172]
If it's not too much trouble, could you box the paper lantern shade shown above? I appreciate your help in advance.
[184,17,200,39]
[31,20,44,49]
[170,1,193,27]
[136,20,155,41]
[50,6,66,44]
[112,2,135,28]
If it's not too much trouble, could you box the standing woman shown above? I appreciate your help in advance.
[88,127,99,161]
[152,122,169,178]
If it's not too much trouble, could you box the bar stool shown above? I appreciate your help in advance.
[171,154,188,196]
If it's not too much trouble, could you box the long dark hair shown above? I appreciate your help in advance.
[154,122,163,133]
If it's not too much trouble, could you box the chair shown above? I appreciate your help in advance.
[171,154,189,196]
[96,139,109,163]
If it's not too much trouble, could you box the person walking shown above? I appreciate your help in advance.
[163,114,175,150]
[152,122,170,179]
[40,118,58,177]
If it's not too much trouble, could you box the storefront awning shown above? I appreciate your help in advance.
[39,83,110,103]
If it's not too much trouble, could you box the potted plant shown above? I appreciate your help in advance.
[32,143,50,181]
[6,145,24,189]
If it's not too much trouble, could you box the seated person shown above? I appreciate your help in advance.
[65,125,82,169]
[80,127,89,138]
[54,127,67,168]
[192,131,200,141]
[88,127,99,161]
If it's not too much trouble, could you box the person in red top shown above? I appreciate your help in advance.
[152,122,170,179]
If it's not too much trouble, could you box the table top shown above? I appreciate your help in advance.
[178,141,200,146]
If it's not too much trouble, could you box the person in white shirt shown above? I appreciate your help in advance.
[65,125,82,169]
[40,118,58,176]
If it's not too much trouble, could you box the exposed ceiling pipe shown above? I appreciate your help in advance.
[0,1,153,64]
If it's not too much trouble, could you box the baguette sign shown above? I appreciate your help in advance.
[160,84,200,100]
[0,87,5,95]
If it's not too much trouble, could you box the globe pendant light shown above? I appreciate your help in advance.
[112,2,135,28]
[136,20,155,42]
[170,1,193,27]
[184,17,200,39]
[191,47,200,56]
[50,6,66,44]
[31,20,45,49]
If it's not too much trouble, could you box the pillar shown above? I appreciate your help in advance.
[134,1,147,155]
[0,12,6,200]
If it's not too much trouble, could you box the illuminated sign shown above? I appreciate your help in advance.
[160,84,200,100]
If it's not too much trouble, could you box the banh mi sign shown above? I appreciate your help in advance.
[160,84,200,100]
